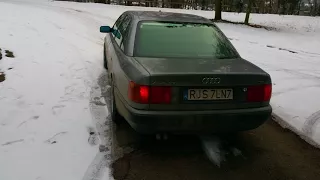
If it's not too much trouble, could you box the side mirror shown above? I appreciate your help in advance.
[100,26,113,33]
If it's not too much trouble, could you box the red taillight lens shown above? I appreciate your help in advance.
[150,86,171,104]
[247,84,272,102]
[128,81,171,104]
[128,81,149,104]
[139,86,149,103]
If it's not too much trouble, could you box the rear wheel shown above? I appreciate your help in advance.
[103,44,108,70]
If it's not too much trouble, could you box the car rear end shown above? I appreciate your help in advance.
[117,20,272,134]
[123,72,272,134]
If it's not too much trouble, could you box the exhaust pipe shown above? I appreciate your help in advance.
[156,133,169,140]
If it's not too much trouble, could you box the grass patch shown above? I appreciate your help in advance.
[5,50,15,58]
[210,19,277,31]
[0,72,5,82]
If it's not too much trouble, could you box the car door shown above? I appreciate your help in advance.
[109,14,132,92]
[105,13,126,72]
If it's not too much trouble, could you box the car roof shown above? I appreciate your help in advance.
[125,10,212,24]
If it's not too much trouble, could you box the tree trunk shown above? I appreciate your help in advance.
[215,0,222,20]
[153,0,158,7]
[259,0,265,13]
[280,0,286,14]
[126,1,132,6]
[193,0,197,9]
[201,0,205,10]
[94,0,106,3]
[245,0,253,24]
[313,0,318,16]
[269,0,272,13]
[274,0,279,13]
[171,0,183,8]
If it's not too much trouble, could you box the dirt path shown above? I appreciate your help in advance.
[112,119,320,180]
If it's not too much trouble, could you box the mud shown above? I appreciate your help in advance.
[112,120,320,180]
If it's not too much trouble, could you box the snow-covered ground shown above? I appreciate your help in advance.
[0,0,112,180]
[0,0,320,179]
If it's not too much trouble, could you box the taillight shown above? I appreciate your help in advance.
[150,86,171,104]
[247,84,272,102]
[128,81,171,104]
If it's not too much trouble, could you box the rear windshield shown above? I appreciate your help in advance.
[134,21,239,59]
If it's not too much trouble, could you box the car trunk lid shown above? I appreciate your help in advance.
[134,57,271,110]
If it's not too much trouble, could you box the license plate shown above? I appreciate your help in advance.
[186,89,233,100]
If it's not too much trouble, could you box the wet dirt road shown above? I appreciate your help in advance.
[112,119,320,180]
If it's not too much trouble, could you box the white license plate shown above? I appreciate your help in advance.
[187,89,233,100]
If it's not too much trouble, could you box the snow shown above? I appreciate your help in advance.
[0,0,111,180]
[0,0,320,179]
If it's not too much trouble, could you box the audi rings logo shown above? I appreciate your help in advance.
[202,77,221,84]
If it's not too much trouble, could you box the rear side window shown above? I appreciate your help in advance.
[112,14,131,51]
[118,15,131,51]
[134,21,239,59]
[112,14,126,41]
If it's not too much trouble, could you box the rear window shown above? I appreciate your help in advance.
[134,21,239,59]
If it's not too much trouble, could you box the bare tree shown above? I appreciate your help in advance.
[201,0,206,10]
[245,0,253,24]
[313,0,318,16]
[94,0,106,3]
[215,0,222,20]
[60,0,319,17]
[125,0,133,6]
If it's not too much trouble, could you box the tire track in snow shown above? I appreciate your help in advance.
[82,152,110,180]
[2,139,24,146]
[302,110,320,137]
[272,113,320,149]
[1,1,113,179]
[8,1,113,178]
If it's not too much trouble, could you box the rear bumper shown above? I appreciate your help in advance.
[116,93,272,134]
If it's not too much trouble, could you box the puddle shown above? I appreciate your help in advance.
[0,72,5,82]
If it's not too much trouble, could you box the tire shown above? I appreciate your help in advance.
[103,44,108,70]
